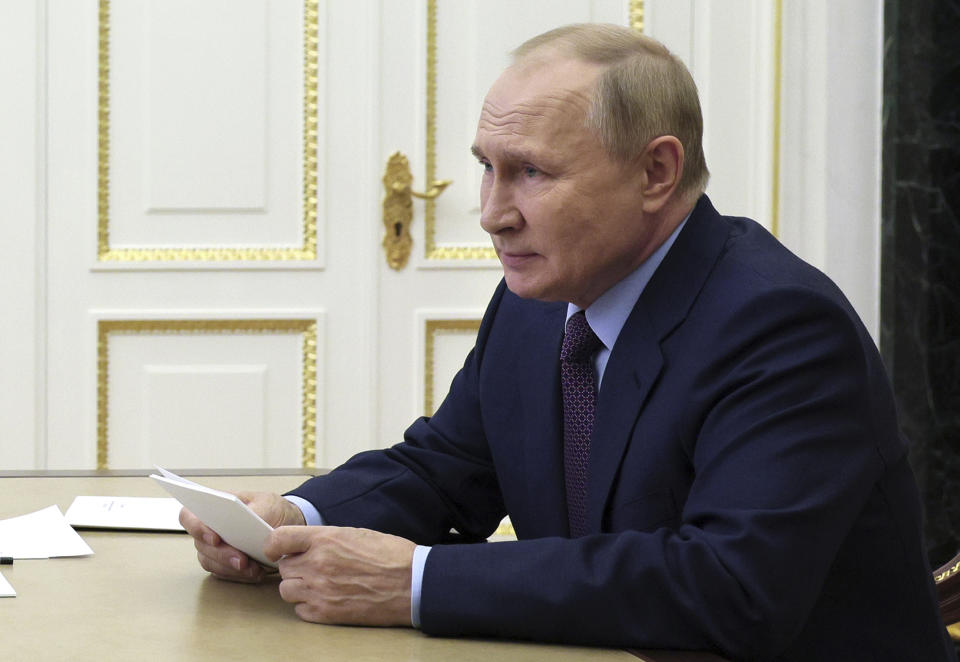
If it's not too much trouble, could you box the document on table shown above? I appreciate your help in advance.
[0,505,94,559]
[0,571,14,598]
[64,496,184,532]
[149,467,276,567]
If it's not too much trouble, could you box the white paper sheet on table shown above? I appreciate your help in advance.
[0,571,15,597]
[65,496,184,531]
[0,505,94,559]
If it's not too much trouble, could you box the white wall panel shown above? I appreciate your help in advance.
[144,0,267,212]
[107,0,305,250]
[417,312,483,417]
[0,0,45,468]
[105,328,301,468]
[143,364,269,467]
[40,310,323,470]
[95,314,321,470]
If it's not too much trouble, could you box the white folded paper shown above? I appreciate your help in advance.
[0,571,15,598]
[149,467,276,568]
[0,505,94,559]
[65,496,184,532]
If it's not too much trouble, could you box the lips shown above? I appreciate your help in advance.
[499,251,538,269]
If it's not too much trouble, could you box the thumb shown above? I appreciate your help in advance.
[264,525,316,561]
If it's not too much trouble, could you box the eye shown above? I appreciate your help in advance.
[479,159,493,174]
[522,165,540,178]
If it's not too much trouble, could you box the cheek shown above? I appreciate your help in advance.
[478,179,491,207]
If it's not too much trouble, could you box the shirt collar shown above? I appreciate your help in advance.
[566,213,690,351]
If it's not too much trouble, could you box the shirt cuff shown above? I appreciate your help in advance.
[283,495,324,526]
[410,545,431,629]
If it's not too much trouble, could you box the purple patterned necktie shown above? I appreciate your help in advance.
[561,310,603,538]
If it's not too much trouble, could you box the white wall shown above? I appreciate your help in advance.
[0,0,885,469]
[0,1,45,467]
[778,0,883,340]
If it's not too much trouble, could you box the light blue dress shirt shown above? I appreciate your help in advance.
[285,214,689,628]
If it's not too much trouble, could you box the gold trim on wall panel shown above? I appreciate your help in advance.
[97,319,317,469]
[771,0,783,238]
[424,319,481,415]
[96,0,319,262]
[630,0,645,32]
[423,0,496,262]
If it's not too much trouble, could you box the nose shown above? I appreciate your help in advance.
[479,179,523,235]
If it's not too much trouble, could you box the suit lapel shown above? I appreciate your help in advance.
[515,301,569,537]
[585,309,663,532]
[584,196,730,534]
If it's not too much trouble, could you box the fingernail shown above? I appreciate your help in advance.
[231,556,243,570]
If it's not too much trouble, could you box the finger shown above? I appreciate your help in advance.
[198,550,265,583]
[191,534,264,580]
[277,576,307,604]
[264,525,320,561]
[295,601,327,624]
[179,507,221,546]
[192,535,245,567]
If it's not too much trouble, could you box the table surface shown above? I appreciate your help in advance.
[0,472,725,662]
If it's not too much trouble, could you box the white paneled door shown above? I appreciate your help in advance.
[1,0,880,470]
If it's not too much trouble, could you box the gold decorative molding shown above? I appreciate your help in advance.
[424,319,480,415]
[630,0,645,32]
[96,319,318,469]
[771,0,783,238]
[423,0,496,262]
[96,0,319,262]
[302,0,320,257]
[97,0,110,260]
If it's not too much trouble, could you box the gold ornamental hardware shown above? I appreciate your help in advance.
[382,151,451,269]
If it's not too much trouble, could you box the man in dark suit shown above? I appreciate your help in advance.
[181,24,955,660]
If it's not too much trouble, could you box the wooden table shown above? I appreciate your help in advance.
[0,472,725,661]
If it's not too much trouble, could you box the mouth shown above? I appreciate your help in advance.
[498,251,538,269]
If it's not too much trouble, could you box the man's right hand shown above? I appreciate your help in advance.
[179,491,306,583]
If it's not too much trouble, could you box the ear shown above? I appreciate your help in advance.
[639,136,684,214]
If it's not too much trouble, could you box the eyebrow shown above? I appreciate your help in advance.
[469,144,539,165]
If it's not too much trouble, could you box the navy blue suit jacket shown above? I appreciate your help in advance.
[290,197,954,660]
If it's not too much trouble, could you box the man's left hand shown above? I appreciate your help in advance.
[264,526,415,627]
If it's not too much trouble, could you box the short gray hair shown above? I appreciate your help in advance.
[513,24,709,198]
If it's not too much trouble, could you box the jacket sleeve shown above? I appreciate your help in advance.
[285,281,510,546]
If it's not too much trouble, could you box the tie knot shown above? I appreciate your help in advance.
[561,311,602,363]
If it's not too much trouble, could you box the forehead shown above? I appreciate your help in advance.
[475,57,603,146]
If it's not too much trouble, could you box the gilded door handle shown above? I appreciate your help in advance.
[393,180,452,199]
[382,151,451,269]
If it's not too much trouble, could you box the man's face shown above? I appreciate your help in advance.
[472,56,658,308]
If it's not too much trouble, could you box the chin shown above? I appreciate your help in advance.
[503,274,560,303]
